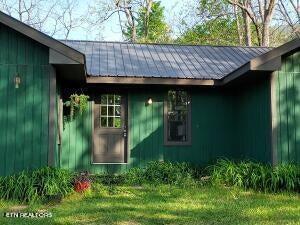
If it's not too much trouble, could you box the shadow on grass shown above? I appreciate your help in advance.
[46,186,300,225]
[0,186,299,225]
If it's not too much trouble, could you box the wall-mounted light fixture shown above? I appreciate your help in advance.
[14,74,21,89]
[146,97,153,106]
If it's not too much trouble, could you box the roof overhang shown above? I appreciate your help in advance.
[0,11,85,64]
[0,11,86,81]
[49,49,86,82]
[222,38,300,84]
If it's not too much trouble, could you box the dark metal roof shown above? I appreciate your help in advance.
[61,40,272,80]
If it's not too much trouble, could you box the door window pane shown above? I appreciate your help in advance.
[101,106,107,116]
[115,96,121,105]
[101,117,107,127]
[108,106,114,116]
[99,94,122,128]
[114,117,121,128]
[115,106,121,116]
[108,117,114,127]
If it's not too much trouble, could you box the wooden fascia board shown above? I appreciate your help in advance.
[251,56,281,71]
[0,11,85,64]
[86,76,218,86]
[49,49,80,64]
[250,38,299,70]
[220,62,251,85]
[222,39,300,85]
[86,76,217,86]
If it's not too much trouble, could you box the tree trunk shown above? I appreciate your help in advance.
[233,4,243,45]
[144,0,153,38]
[261,0,276,46]
[228,0,276,46]
[262,20,270,46]
[124,6,136,42]
[131,22,137,42]
[18,0,22,21]
[243,10,252,46]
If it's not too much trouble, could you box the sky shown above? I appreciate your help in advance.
[67,0,191,41]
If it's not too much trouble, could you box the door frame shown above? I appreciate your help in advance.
[91,93,129,165]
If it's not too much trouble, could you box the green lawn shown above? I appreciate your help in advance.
[0,185,299,225]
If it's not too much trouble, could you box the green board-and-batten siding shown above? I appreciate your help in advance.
[60,76,272,173]
[0,23,51,176]
[235,77,272,162]
[275,50,300,164]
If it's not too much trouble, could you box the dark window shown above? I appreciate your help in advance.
[164,90,191,145]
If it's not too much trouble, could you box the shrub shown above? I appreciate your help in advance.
[89,162,198,187]
[91,173,126,186]
[125,161,197,186]
[209,159,300,193]
[124,167,145,185]
[0,167,74,202]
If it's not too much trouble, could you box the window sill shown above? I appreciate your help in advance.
[91,162,128,165]
[164,141,192,146]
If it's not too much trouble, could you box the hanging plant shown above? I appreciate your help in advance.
[64,94,89,120]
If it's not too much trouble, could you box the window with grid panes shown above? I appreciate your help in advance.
[100,94,122,128]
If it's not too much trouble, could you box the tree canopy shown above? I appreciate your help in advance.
[125,1,170,43]
[177,18,241,46]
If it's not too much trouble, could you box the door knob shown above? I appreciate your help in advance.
[123,125,127,137]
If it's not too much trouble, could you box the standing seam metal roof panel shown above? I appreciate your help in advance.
[60,40,272,80]
[175,46,199,78]
[185,46,213,79]
[204,47,233,74]
[193,46,224,79]
[172,45,196,78]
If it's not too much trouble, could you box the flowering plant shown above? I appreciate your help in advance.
[73,171,91,193]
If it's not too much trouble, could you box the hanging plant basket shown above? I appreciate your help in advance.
[64,94,89,120]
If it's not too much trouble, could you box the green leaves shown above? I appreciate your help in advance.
[210,159,300,193]
[91,161,198,187]
[125,161,197,186]
[177,18,241,45]
[125,1,171,43]
[64,94,89,122]
[0,167,73,203]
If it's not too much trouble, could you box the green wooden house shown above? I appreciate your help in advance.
[0,12,299,176]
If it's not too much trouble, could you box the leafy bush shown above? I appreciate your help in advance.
[125,161,197,186]
[91,173,126,186]
[0,167,74,202]
[124,167,145,185]
[143,161,196,185]
[209,159,300,193]
[89,162,198,187]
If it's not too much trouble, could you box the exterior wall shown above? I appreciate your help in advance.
[0,23,50,175]
[275,51,300,164]
[60,76,272,173]
[235,77,272,163]
[129,90,236,167]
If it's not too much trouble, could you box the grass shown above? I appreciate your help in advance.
[0,185,299,225]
